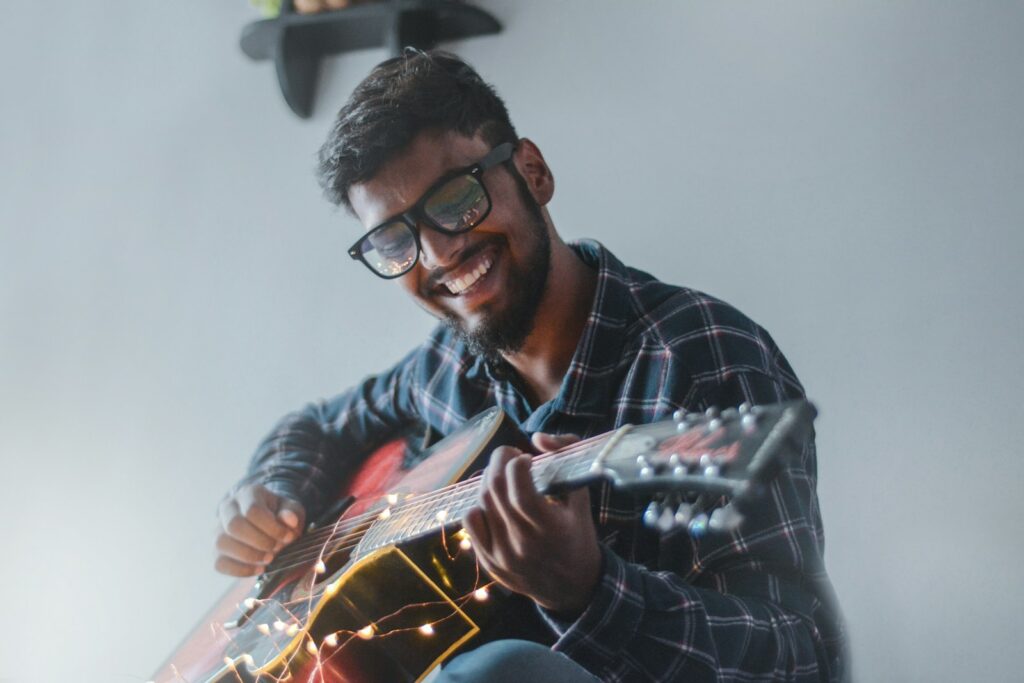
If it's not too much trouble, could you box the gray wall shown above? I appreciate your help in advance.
[2,2,1022,681]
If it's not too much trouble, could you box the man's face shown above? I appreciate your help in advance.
[348,132,552,359]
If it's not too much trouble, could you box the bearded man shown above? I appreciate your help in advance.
[215,50,845,683]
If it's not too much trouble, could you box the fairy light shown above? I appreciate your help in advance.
[473,587,489,601]
[222,656,235,669]
[357,624,375,640]
[325,580,341,597]
[286,623,300,637]
[459,537,472,551]
[314,560,327,574]
[378,507,392,520]
[256,623,271,636]
[386,493,399,505]
[273,620,286,631]
[419,623,435,636]
[306,640,318,655]
[324,633,339,647]
[243,597,257,609]
[240,654,254,667]
[435,510,449,523]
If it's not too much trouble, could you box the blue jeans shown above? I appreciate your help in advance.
[434,640,601,683]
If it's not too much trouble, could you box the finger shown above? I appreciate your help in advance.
[463,507,492,554]
[531,432,581,453]
[214,555,264,577]
[216,533,275,566]
[277,498,306,532]
[504,454,545,528]
[236,486,294,542]
[221,509,279,552]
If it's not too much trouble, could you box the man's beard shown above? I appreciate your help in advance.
[442,178,551,363]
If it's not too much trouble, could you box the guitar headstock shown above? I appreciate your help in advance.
[590,400,816,536]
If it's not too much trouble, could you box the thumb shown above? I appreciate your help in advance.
[276,498,306,530]
[531,432,581,453]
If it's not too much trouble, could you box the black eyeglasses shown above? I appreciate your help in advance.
[348,142,516,279]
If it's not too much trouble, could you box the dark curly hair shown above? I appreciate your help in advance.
[317,49,518,210]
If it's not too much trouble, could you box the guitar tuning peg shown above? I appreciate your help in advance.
[721,407,739,421]
[656,506,677,533]
[643,501,663,528]
[672,409,685,423]
[709,505,744,532]
[674,502,693,526]
[704,406,720,419]
[741,413,758,433]
[688,513,709,537]
[738,402,751,414]
[707,418,723,432]
[703,463,720,478]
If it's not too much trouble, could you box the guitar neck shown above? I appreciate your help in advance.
[356,437,608,555]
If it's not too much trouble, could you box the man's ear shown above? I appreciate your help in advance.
[512,138,555,206]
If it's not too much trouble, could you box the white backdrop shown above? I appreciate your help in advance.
[2,2,1022,682]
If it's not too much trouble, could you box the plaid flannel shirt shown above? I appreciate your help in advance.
[246,240,846,682]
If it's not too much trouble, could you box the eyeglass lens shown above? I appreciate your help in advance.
[360,173,490,276]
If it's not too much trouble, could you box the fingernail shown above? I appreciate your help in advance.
[282,532,295,544]
[279,510,299,527]
[263,553,274,563]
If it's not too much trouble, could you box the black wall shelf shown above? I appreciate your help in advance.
[240,0,502,119]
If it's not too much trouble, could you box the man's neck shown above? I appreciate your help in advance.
[501,241,597,408]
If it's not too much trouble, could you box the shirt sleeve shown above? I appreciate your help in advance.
[541,370,838,682]
[233,348,423,520]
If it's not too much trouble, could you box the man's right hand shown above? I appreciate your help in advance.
[215,484,306,576]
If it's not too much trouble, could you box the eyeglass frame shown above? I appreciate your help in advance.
[347,141,517,279]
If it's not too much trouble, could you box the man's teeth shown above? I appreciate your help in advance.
[445,257,493,294]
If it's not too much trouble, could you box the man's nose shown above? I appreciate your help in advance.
[417,225,466,269]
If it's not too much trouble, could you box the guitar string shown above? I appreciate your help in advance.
[279,433,604,552]
[266,443,601,573]
[262,440,606,575]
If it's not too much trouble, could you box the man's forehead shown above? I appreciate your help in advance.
[348,131,489,228]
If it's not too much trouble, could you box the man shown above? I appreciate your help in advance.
[215,50,845,682]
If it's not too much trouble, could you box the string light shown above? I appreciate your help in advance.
[435,510,449,523]
[459,537,472,551]
[256,623,271,636]
[285,623,300,637]
[386,493,399,505]
[273,620,286,631]
[473,588,489,601]
[314,560,327,574]
[419,623,435,636]
[243,597,257,609]
[240,654,254,667]
[306,640,318,655]
[324,633,339,647]
[378,507,392,520]
[357,624,375,640]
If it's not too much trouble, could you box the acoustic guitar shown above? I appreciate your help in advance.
[153,400,816,683]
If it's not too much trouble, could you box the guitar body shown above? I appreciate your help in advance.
[154,408,538,683]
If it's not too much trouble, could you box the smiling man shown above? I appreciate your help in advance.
[216,50,845,682]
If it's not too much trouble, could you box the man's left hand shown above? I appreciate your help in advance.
[463,432,603,617]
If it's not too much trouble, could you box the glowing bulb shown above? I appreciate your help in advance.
[325,580,341,596]
[314,560,327,574]
[419,623,435,636]
[357,624,375,640]
[243,597,257,609]
[223,656,235,669]
[459,537,472,551]
[474,587,489,601]
[435,510,449,523]
[256,623,271,636]
[386,493,399,505]
[273,620,286,631]
[306,640,318,655]
[324,633,338,647]
[285,623,300,637]
[240,654,254,667]
[379,507,392,520]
